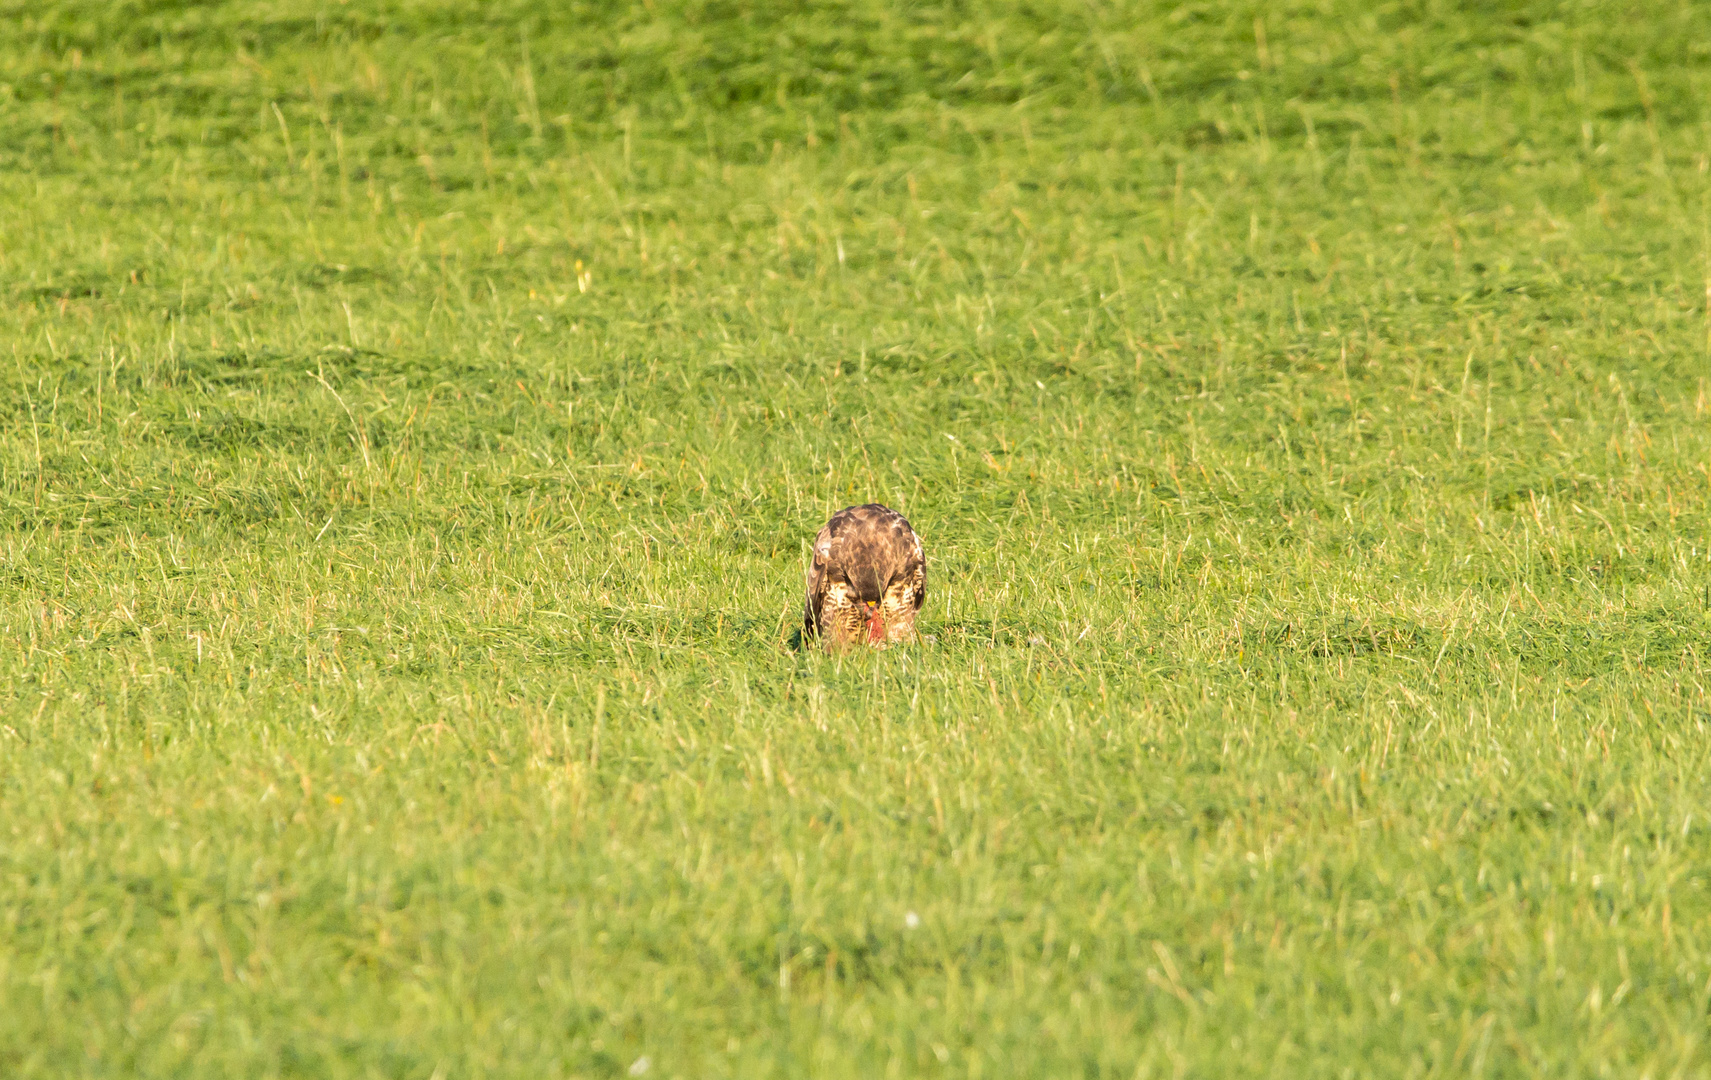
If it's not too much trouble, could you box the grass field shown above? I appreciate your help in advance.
[4,1,1711,1075]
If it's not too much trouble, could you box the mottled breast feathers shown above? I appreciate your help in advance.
[803,504,926,647]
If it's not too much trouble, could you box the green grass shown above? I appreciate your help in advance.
[4,0,1711,1075]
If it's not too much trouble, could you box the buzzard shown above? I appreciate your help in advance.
[803,504,926,647]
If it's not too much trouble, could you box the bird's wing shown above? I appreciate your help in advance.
[905,526,926,609]
[803,524,834,634]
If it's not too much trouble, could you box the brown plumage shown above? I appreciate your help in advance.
[803,504,926,647]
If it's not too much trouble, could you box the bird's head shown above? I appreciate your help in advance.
[863,600,885,644]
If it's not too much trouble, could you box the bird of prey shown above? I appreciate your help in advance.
[803,504,926,648]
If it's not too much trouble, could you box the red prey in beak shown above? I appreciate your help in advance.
[864,600,886,644]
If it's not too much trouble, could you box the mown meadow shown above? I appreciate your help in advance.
[3,1,1711,1075]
